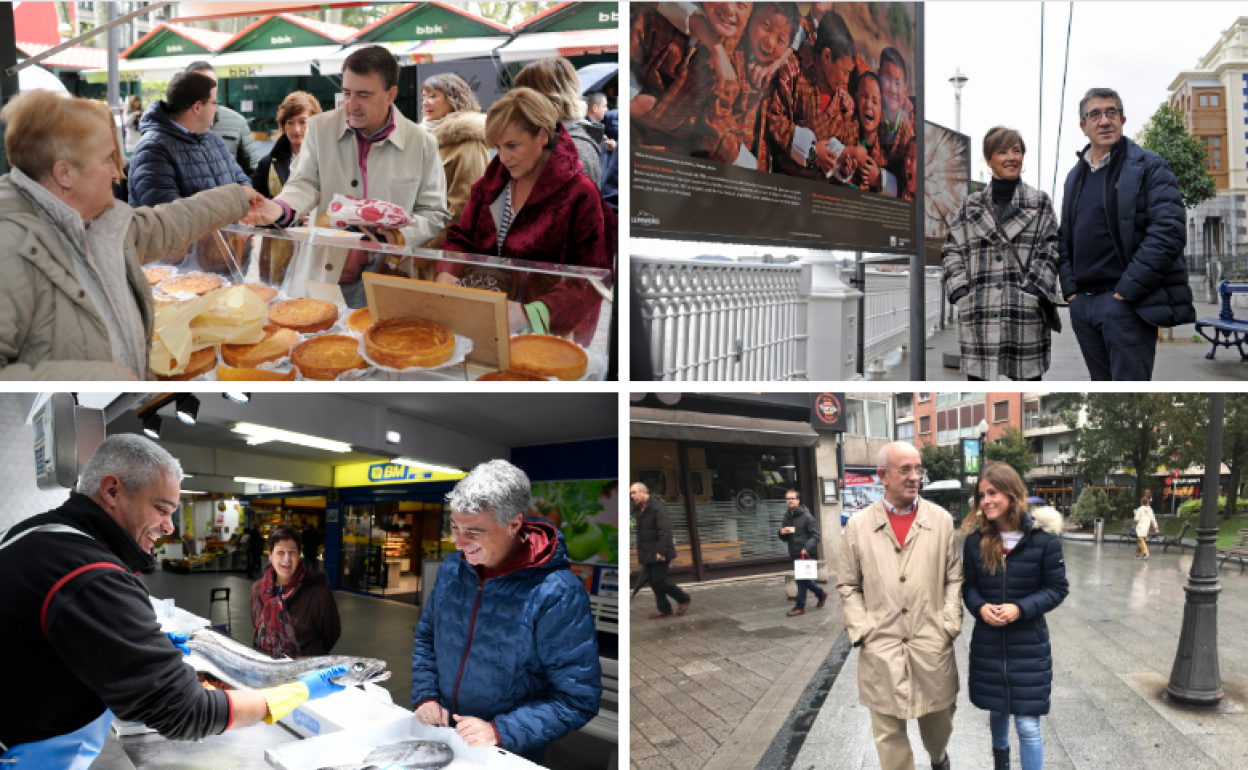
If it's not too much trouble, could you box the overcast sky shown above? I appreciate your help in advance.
[926,1,1243,213]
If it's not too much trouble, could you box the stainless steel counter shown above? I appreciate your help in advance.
[90,720,302,770]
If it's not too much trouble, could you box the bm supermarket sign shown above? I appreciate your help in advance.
[335,461,465,488]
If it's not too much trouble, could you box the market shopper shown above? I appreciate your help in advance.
[962,463,1069,770]
[128,71,253,208]
[0,90,279,380]
[0,434,348,768]
[780,488,827,617]
[515,57,604,186]
[631,482,692,619]
[186,60,262,177]
[124,94,143,154]
[412,459,602,764]
[243,45,450,307]
[836,442,962,770]
[421,73,489,251]
[251,526,341,657]
[434,88,616,346]
[302,522,323,572]
[251,90,322,284]
[1133,493,1160,560]
[943,126,1061,381]
[246,524,264,579]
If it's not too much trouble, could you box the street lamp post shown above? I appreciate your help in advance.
[950,67,969,133]
[1166,393,1225,706]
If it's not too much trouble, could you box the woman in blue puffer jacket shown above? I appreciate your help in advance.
[411,460,602,765]
[962,462,1069,770]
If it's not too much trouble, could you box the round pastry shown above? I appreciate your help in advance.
[244,283,279,303]
[477,370,546,381]
[195,230,252,273]
[161,272,223,296]
[347,307,374,335]
[157,347,217,381]
[363,317,455,370]
[509,336,588,381]
[292,334,369,380]
[268,298,338,334]
[144,266,171,286]
[221,325,299,368]
[216,365,296,381]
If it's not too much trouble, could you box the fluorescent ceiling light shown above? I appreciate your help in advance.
[223,392,251,404]
[391,457,463,475]
[386,430,401,443]
[231,423,351,453]
[180,490,208,495]
[235,477,294,487]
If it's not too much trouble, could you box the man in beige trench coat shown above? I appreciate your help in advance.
[836,442,962,770]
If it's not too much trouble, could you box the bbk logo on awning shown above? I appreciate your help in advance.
[599,12,619,22]
[414,24,446,35]
[271,35,294,45]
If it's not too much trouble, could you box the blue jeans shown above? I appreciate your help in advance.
[990,712,1043,770]
[1069,291,1158,380]
[795,579,825,609]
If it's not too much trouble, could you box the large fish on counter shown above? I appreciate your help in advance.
[184,627,390,690]
[317,739,455,770]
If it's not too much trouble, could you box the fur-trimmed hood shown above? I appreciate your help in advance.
[1030,506,1064,535]
[428,110,486,149]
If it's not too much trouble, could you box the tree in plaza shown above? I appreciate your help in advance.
[1059,393,1173,505]
[1166,393,1248,519]
[1140,103,1217,210]
[985,426,1034,481]
[470,2,563,26]
[1070,487,1112,528]
[920,443,960,482]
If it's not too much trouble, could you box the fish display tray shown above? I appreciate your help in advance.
[279,684,410,738]
[264,716,542,770]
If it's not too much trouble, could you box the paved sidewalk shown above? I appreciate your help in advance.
[883,299,1248,381]
[789,541,1248,770]
[629,575,844,770]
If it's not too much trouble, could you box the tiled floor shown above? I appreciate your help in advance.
[139,569,617,769]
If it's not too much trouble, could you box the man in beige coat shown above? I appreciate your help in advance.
[836,442,962,770]
[249,45,450,305]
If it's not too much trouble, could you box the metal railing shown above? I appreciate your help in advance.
[861,268,942,375]
[634,258,804,380]
[1023,413,1067,430]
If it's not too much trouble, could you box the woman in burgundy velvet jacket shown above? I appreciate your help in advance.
[435,88,616,346]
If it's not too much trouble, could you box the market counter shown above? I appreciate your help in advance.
[91,719,301,770]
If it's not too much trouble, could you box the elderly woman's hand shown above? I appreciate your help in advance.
[241,189,283,227]
[415,701,450,726]
[453,715,498,748]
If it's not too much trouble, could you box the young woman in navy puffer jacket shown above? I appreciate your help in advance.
[962,462,1069,770]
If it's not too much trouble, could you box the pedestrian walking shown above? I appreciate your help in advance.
[836,442,962,770]
[1057,87,1194,380]
[1134,493,1159,559]
[124,94,143,155]
[962,462,1069,770]
[943,126,1061,381]
[779,488,827,617]
[630,482,691,619]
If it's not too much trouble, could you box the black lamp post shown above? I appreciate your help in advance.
[1166,393,1225,706]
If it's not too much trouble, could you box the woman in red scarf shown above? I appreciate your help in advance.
[250,526,341,658]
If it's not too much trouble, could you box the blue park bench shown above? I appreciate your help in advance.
[1195,281,1248,361]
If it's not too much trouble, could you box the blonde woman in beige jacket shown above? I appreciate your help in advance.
[1134,494,1159,559]
[0,91,276,380]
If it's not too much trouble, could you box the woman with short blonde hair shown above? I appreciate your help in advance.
[0,91,276,379]
[514,57,603,185]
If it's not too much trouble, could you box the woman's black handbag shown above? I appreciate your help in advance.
[983,197,1063,334]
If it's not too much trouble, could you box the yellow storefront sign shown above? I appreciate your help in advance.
[334,461,465,488]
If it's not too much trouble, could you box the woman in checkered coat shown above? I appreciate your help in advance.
[942,127,1061,380]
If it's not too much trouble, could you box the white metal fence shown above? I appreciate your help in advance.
[635,257,942,381]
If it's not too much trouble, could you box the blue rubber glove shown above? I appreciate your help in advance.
[166,631,190,656]
[300,665,348,701]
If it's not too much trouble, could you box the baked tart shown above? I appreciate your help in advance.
[268,298,338,334]
[216,365,296,381]
[157,347,217,381]
[220,325,299,368]
[509,335,588,381]
[144,266,171,286]
[244,283,279,303]
[292,334,369,380]
[363,317,455,369]
[347,307,374,335]
[162,272,223,296]
[478,370,546,381]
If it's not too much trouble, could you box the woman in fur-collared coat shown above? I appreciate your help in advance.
[422,74,490,251]
[943,127,1061,381]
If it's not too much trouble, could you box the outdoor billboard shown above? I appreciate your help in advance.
[629,2,919,252]
[923,120,972,265]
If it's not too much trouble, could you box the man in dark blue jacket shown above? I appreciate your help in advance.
[411,460,601,765]
[779,489,826,617]
[1057,87,1194,381]
[128,71,251,209]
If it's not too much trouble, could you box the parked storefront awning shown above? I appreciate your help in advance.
[211,45,345,78]
[495,29,617,63]
[630,407,819,447]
